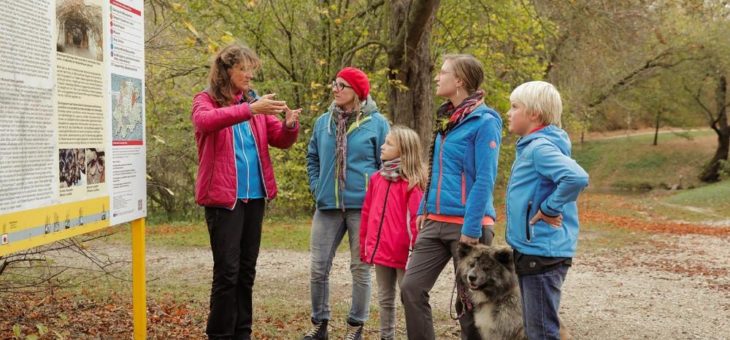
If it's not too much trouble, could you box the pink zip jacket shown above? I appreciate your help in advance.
[191,90,299,209]
[359,171,423,270]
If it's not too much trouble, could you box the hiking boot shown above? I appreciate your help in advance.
[344,321,364,340]
[302,318,328,340]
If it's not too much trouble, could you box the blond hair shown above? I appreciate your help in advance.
[510,81,563,127]
[389,126,427,190]
[443,54,484,95]
[208,43,262,107]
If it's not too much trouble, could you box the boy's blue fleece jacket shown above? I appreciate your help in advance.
[506,125,589,258]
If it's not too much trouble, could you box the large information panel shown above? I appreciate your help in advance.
[0,0,146,256]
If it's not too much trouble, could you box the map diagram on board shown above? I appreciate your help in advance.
[111,74,143,141]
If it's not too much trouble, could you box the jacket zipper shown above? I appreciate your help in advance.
[436,134,445,213]
[335,164,341,210]
[248,118,270,200]
[526,200,532,242]
[227,128,237,210]
[369,181,392,264]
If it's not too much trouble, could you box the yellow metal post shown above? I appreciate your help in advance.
[131,218,147,339]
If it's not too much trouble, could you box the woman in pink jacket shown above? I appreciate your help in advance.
[191,43,300,340]
[359,125,426,340]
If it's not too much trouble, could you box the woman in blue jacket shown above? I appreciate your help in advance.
[400,54,502,340]
[303,67,389,340]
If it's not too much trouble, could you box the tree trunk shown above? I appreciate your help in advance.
[701,132,730,182]
[700,74,729,182]
[653,111,661,146]
[319,0,332,79]
[386,0,440,151]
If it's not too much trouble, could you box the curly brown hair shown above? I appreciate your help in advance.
[208,43,261,107]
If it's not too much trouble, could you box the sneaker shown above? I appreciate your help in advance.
[303,318,328,340]
[344,322,363,340]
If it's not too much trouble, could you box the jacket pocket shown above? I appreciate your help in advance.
[461,172,466,206]
[525,201,532,242]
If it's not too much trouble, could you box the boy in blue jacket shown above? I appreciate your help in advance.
[505,81,589,339]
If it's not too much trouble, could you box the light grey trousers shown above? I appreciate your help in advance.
[375,265,405,339]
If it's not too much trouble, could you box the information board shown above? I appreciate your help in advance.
[0,0,146,256]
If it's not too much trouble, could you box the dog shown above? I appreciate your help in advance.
[457,243,570,340]
[457,243,526,339]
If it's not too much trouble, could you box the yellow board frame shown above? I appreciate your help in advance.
[0,197,109,255]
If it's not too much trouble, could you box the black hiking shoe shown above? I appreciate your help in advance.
[302,318,328,340]
[344,321,363,340]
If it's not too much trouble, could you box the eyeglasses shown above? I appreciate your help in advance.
[332,81,352,91]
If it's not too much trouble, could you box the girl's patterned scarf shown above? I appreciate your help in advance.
[380,158,401,182]
[435,90,485,135]
[334,106,359,204]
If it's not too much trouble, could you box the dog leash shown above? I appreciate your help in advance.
[449,280,473,320]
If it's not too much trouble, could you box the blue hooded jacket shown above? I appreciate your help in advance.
[306,96,390,210]
[418,104,502,238]
[505,125,589,258]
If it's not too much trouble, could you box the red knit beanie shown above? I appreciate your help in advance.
[336,67,370,101]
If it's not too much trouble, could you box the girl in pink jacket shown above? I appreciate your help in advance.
[359,125,426,340]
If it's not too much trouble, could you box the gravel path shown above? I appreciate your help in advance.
[59,229,730,340]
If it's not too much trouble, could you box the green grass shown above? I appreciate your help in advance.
[105,215,335,252]
[664,179,730,206]
[573,130,715,191]
[663,180,730,216]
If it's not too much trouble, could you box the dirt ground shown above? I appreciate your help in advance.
[11,227,724,339]
[2,191,729,339]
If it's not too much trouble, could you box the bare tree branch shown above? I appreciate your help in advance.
[683,79,718,130]
[589,49,706,109]
[0,232,126,293]
[353,0,385,20]
[340,40,388,66]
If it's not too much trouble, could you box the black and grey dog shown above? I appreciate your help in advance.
[457,243,571,340]
[457,243,527,340]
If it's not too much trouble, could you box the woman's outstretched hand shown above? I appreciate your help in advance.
[249,93,287,115]
[285,106,301,128]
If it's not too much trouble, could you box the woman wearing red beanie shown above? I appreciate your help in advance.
[304,67,390,340]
